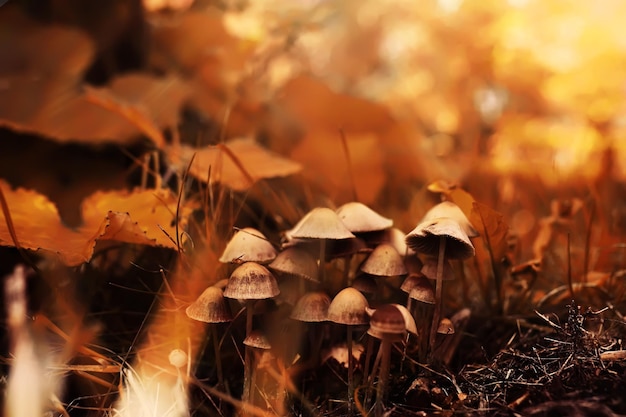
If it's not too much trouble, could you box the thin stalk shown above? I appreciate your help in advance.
[243,301,254,405]
[374,335,392,417]
[212,324,229,394]
[347,326,354,414]
[429,236,446,358]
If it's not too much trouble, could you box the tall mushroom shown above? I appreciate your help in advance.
[223,262,279,404]
[406,202,475,359]
[287,207,355,283]
[290,291,331,369]
[327,287,369,412]
[367,304,416,417]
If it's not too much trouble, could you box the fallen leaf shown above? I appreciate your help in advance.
[0,180,191,265]
[167,138,302,190]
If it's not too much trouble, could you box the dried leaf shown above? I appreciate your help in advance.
[0,181,191,265]
[167,138,302,190]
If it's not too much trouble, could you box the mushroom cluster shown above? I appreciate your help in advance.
[183,200,476,415]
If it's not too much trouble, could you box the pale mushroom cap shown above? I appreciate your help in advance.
[401,274,436,304]
[368,304,406,337]
[288,207,356,240]
[405,217,475,259]
[420,257,455,281]
[244,330,272,349]
[384,227,415,256]
[268,247,319,282]
[421,201,478,238]
[219,227,277,264]
[335,202,393,233]
[437,317,455,335]
[186,286,233,323]
[223,262,280,300]
[290,291,331,322]
[360,243,408,277]
[327,287,369,325]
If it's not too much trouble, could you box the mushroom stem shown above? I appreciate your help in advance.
[429,236,446,358]
[243,301,254,405]
[319,239,327,283]
[374,334,392,417]
[212,324,228,394]
[347,326,354,414]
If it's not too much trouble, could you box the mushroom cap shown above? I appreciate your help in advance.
[351,273,378,295]
[327,287,369,325]
[405,217,475,259]
[186,286,233,323]
[384,227,415,256]
[360,243,408,277]
[288,207,356,240]
[335,202,393,233]
[367,304,406,337]
[420,257,455,281]
[392,304,418,335]
[404,255,424,275]
[290,291,331,322]
[223,262,280,300]
[244,330,272,349]
[421,201,479,238]
[437,317,455,335]
[268,247,319,282]
[401,274,435,302]
[219,227,277,264]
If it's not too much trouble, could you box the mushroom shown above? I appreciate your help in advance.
[359,242,408,303]
[223,262,279,404]
[219,227,277,264]
[287,207,355,283]
[243,330,273,405]
[185,285,233,390]
[290,291,331,368]
[367,304,414,417]
[269,246,319,297]
[327,287,369,412]
[406,204,475,360]
[401,274,435,361]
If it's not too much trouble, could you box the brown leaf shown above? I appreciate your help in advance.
[167,138,302,190]
[0,181,191,265]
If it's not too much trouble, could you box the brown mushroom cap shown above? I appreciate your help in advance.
[290,291,331,322]
[219,227,277,264]
[268,247,319,282]
[351,273,378,295]
[401,274,436,304]
[186,286,233,323]
[421,201,478,238]
[392,304,418,335]
[437,317,455,335]
[288,207,356,240]
[420,257,455,281]
[244,330,272,350]
[367,304,406,337]
[335,202,393,233]
[223,262,280,300]
[360,243,408,277]
[405,217,475,259]
[327,287,369,325]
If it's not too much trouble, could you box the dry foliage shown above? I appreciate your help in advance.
[1,1,626,417]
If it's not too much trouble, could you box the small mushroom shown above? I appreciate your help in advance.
[186,285,233,390]
[327,287,369,411]
[223,262,279,404]
[367,304,409,417]
[290,291,331,368]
